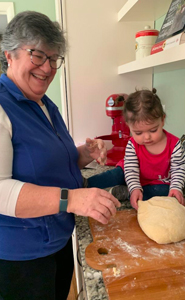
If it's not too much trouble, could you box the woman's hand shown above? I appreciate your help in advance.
[77,138,107,169]
[85,138,107,165]
[67,188,121,224]
[130,189,143,210]
[168,189,185,206]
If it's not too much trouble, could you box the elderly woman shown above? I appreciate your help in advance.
[0,11,120,300]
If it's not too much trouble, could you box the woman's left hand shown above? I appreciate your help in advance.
[168,189,185,206]
[86,138,107,165]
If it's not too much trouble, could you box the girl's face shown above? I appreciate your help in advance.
[128,117,165,146]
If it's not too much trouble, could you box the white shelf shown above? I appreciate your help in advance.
[118,43,185,75]
[118,0,171,22]
[118,0,185,75]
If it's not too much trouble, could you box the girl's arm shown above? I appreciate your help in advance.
[169,140,185,204]
[124,140,143,209]
[124,140,142,193]
[170,140,185,192]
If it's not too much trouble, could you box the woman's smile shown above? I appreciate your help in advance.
[32,73,47,81]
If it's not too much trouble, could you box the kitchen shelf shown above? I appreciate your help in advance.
[118,0,172,22]
[118,43,185,74]
[118,0,185,75]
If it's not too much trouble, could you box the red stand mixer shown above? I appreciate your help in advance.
[96,94,130,166]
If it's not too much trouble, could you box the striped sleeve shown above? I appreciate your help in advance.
[170,140,185,192]
[124,140,142,193]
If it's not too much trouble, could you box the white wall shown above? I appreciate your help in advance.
[64,0,153,144]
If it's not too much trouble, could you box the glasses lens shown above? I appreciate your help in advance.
[30,50,64,69]
[31,50,46,66]
[50,56,64,69]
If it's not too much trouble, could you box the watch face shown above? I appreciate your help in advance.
[61,189,68,200]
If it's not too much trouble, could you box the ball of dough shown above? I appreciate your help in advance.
[137,197,185,244]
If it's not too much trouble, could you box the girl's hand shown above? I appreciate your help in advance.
[130,189,143,210]
[86,138,107,165]
[168,189,185,206]
[67,188,121,224]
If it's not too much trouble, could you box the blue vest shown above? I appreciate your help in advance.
[0,74,83,260]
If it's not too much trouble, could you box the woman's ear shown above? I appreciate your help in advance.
[4,51,12,66]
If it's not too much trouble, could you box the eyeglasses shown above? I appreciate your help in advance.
[18,48,64,69]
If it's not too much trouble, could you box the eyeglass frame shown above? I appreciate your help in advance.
[16,48,65,69]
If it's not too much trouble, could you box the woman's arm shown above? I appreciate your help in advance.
[15,183,61,217]
[0,106,61,218]
[0,107,63,218]
[0,107,120,223]
[0,106,25,216]
[16,184,120,225]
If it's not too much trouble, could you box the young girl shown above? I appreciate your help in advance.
[87,88,185,210]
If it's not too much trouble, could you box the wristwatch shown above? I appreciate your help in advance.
[59,188,68,211]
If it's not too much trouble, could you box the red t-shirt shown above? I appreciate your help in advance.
[117,130,179,186]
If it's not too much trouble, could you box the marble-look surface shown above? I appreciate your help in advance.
[75,163,132,300]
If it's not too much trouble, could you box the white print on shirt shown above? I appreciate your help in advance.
[158,171,171,184]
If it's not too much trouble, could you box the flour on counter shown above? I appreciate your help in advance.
[114,238,141,258]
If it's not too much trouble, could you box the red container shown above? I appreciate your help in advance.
[135,26,159,59]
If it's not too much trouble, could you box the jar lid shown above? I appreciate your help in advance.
[136,29,159,38]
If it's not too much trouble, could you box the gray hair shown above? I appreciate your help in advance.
[0,11,67,73]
